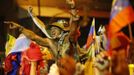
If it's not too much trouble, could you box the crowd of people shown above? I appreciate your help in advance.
[3,13,132,75]
[1,0,134,75]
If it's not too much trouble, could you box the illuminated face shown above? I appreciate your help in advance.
[50,26,62,39]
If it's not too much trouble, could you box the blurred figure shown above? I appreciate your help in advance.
[57,55,76,75]
[110,32,130,75]
[5,19,80,75]
[48,55,76,75]
[5,20,71,59]
[93,51,110,75]
[128,38,134,75]
[74,62,85,75]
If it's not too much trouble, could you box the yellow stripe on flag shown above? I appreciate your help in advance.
[5,34,16,56]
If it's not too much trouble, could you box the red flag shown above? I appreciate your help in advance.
[108,0,134,34]
[26,42,43,61]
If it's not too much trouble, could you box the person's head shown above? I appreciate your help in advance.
[49,20,70,39]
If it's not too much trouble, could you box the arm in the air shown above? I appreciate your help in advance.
[21,28,58,57]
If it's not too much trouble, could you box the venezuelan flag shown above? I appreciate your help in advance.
[109,0,134,33]
[85,18,96,49]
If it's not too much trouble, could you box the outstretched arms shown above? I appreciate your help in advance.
[5,21,58,57]
[5,21,49,46]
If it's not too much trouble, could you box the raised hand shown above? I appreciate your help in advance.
[4,21,21,29]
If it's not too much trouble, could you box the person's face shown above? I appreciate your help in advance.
[50,27,62,39]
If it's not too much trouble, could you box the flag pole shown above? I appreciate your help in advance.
[128,24,133,41]
[37,0,41,16]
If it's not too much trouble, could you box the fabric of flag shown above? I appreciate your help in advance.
[99,26,108,50]
[8,34,31,55]
[84,59,95,75]
[108,0,134,33]
[5,52,21,75]
[20,51,31,75]
[85,18,96,49]
[25,42,43,61]
[5,34,16,56]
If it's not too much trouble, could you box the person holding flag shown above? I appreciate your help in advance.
[107,0,134,75]
[110,32,130,75]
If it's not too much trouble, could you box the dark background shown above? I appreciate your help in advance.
[0,0,134,51]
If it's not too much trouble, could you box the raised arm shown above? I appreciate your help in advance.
[5,21,58,57]
[66,0,80,43]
